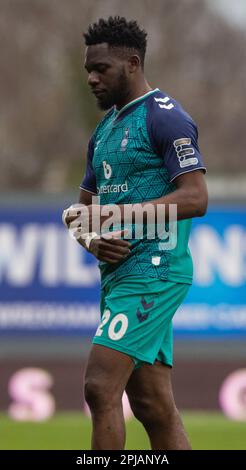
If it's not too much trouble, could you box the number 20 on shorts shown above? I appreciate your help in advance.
[95,309,128,341]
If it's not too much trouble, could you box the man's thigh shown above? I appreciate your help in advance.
[85,344,135,394]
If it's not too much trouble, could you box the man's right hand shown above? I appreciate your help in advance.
[62,204,131,264]
[87,230,131,264]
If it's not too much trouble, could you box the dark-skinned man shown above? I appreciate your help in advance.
[63,16,208,450]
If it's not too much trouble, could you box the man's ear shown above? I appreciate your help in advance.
[128,54,141,73]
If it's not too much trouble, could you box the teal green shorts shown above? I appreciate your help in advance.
[93,276,190,368]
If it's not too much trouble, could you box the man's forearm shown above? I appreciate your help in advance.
[147,186,207,219]
[66,177,207,236]
[117,186,207,225]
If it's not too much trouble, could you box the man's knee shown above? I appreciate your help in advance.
[84,376,122,412]
[84,344,134,412]
[128,394,177,427]
[84,377,102,408]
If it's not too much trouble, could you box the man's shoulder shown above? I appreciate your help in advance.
[146,89,195,126]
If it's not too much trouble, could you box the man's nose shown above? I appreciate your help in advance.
[88,71,100,87]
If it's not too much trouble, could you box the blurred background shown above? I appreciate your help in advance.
[0,0,246,450]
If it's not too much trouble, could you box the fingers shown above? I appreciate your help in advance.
[106,238,131,248]
[66,214,81,226]
[90,237,131,264]
[98,240,130,258]
[99,239,130,255]
[101,229,128,239]
[63,205,92,235]
[97,251,127,264]
[101,230,131,249]
[62,205,83,228]
[99,239,131,256]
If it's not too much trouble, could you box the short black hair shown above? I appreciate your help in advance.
[84,16,147,67]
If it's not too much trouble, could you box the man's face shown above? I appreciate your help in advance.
[84,43,131,110]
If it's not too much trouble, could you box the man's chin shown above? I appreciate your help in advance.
[95,95,114,111]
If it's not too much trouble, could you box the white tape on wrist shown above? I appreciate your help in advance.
[84,232,98,250]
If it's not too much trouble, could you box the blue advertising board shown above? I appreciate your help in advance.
[0,205,245,337]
